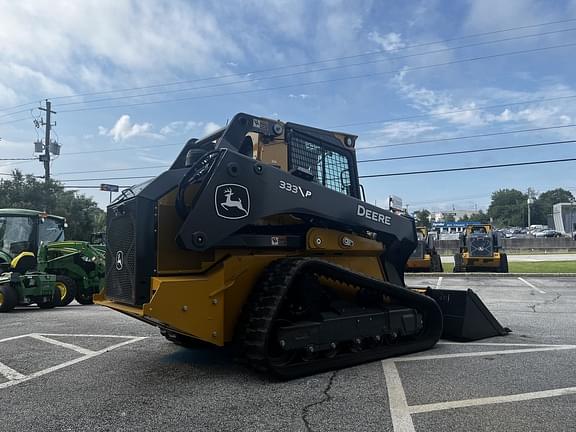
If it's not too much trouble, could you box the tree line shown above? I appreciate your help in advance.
[0,170,105,240]
[413,187,574,228]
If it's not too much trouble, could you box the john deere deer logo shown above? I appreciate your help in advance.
[215,184,250,219]
[115,250,124,270]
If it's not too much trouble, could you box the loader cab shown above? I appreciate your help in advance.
[459,223,502,257]
[172,114,361,199]
[465,224,492,235]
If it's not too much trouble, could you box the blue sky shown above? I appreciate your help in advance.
[1,0,576,211]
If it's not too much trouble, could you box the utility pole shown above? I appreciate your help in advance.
[38,100,56,182]
[527,187,536,228]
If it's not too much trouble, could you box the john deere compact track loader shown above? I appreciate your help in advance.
[406,227,443,272]
[454,224,508,273]
[95,113,508,377]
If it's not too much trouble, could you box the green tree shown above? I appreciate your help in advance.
[487,189,527,227]
[468,210,490,224]
[444,213,456,222]
[0,170,105,241]
[532,188,574,225]
[413,209,431,228]
[460,214,470,222]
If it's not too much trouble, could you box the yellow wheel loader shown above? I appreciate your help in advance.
[95,113,508,378]
[405,227,443,272]
[454,224,509,273]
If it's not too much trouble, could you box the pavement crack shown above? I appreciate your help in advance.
[301,371,338,432]
[528,293,561,313]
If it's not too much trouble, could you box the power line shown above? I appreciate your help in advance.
[25,17,576,105]
[336,95,576,130]
[2,17,575,113]
[55,164,168,175]
[58,175,154,182]
[0,117,30,126]
[356,123,576,150]
[0,157,37,161]
[58,42,576,114]
[55,156,576,183]
[64,142,181,156]
[357,139,576,163]
[55,27,576,109]
[0,108,34,120]
[53,122,576,160]
[63,185,132,189]
[359,157,576,178]
[53,137,576,175]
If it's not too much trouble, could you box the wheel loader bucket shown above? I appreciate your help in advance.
[426,288,510,341]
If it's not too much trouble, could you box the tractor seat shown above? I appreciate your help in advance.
[10,252,38,274]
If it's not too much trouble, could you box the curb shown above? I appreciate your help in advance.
[406,272,576,278]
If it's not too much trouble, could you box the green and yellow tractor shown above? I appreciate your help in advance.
[0,209,105,312]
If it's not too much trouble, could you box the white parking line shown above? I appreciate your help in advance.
[0,334,147,389]
[518,277,546,294]
[382,343,576,432]
[382,361,416,432]
[397,345,576,362]
[409,386,576,414]
[0,361,26,381]
[436,277,443,289]
[29,334,95,356]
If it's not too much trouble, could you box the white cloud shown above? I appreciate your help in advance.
[391,71,487,126]
[368,32,405,52]
[160,121,202,136]
[0,0,242,102]
[389,71,576,138]
[203,122,221,135]
[137,154,172,165]
[288,93,311,99]
[366,121,438,141]
[463,0,556,33]
[99,115,163,142]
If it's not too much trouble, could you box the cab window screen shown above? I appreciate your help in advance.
[289,131,352,195]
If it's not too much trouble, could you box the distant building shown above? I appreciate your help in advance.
[431,221,482,234]
[552,202,576,236]
[433,210,478,222]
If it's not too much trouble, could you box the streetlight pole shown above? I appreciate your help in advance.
[527,197,533,228]
[560,198,576,240]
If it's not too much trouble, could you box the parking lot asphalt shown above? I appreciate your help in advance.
[1,276,575,432]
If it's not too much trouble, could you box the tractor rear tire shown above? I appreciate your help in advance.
[499,253,509,273]
[55,275,77,306]
[37,292,58,309]
[75,291,94,305]
[0,284,18,312]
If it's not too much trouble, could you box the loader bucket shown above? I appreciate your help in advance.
[426,288,510,341]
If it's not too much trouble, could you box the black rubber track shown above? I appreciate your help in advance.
[236,258,443,378]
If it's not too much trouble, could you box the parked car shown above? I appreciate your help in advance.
[534,229,563,238]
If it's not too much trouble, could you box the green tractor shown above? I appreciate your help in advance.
[0,209,105,311]
[38,239,105,305]
[0,210,59,311]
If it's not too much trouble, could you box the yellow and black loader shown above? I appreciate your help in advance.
[454,224,509,273]
[95,113,508,377]
[405,227,443,272]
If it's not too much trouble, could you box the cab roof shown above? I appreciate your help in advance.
[0,208,66,222]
